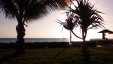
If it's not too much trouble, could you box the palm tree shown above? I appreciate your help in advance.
[0,0,67,53]
[58,13,82,46]
[70,0,104,64]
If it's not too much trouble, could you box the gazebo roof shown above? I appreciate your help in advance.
[98,29,113,34]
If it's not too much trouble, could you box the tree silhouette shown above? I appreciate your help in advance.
[70,0,104,64]
[0,0,67,53]
[58,13,82,46]
[59,0,104,64]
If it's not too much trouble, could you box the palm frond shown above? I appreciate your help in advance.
[71,0,104,31]
[0,0,18,18]
[0,0,68,22]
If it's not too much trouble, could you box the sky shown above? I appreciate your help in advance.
[0,0,113,41]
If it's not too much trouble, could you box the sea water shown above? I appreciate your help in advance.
[0,38,68,43]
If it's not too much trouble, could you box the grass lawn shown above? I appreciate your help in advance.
[0,47,113,64]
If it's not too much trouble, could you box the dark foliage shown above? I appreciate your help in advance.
[0,0,67,53]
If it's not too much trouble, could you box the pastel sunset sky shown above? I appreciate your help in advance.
[0,0,113,41]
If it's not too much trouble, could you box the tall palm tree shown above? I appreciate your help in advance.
[70,0,104,64]
[0,0,67,53]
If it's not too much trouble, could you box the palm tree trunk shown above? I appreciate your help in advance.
[82,31,90,64]
[72,30,82,39]
[16,18,25,53]
[69,30,72,46]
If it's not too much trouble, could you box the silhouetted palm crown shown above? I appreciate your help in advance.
[59,14,75,31]
[0,0,67,21]
[71,0,104,37]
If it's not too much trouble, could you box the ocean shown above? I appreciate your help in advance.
[0,38,68,43]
